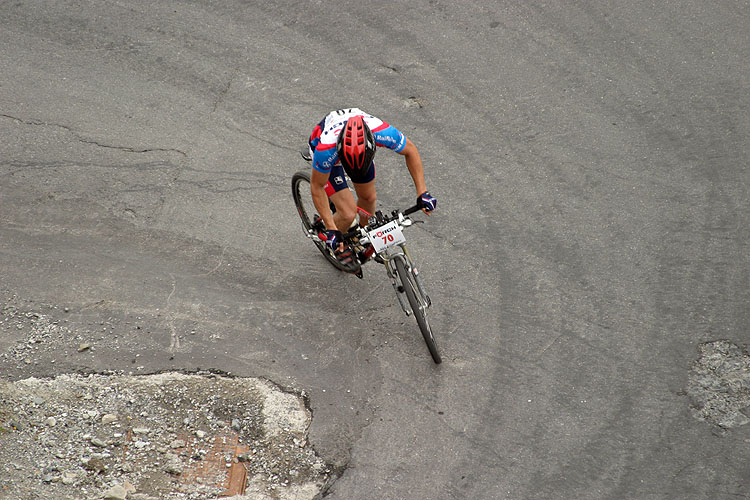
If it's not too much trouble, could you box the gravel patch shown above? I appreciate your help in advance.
[0,372,331,499]
[0,298,78,369]
[0,294,333,498]
[687,340,750,430]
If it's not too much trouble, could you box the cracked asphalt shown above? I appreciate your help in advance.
[2,1,749,499]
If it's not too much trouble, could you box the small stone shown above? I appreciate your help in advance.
[91,437,107,447]
[164,453,184,475]
[84,457,106,474]
[170,439,186,449]
[103,484,128,500]
[133,440,147,449]
[45,416,57,427]
[32,396,46,405]
[61,471,78,485]
[132,427,150,435]
[101,414,118,425]
[78,343,91,352]
[195,430,206,439]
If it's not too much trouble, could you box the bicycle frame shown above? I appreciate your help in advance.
[304,208,430,312]
[350,209,431,317]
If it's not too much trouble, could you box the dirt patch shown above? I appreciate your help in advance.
[0,372,331,499]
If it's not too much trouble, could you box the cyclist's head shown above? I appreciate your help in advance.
[336,115,376,173]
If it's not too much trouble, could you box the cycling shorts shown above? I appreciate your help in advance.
[323,163,376,196]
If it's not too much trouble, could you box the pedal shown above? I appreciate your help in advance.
[311,214,325,232]
[335,248,354,264]
[356,243,376,264]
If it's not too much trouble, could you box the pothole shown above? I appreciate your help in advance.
[405,96,427,109]
[687,340,750,430]
[0,372,331,499]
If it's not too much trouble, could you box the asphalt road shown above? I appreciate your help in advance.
[2,1,749,499]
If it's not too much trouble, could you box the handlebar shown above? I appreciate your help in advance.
[403,204,422,216]
[342,204,422,240]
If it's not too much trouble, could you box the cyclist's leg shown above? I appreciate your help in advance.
[351,163,376,225]
[327,166,357,231]
[325,170,359,266]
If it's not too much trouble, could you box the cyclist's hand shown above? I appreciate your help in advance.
[418,191,437,214]
[322,229,343,251]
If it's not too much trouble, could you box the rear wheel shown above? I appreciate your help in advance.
[394,256,441,364]
[291,170,360,273]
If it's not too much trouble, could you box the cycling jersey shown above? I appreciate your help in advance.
[309,108,407,174]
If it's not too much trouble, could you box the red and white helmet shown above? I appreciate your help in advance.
[336,115,376,172]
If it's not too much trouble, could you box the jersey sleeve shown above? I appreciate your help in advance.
[371,122,407,153]
[312,146,337,174]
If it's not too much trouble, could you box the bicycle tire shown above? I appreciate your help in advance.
[393,256,441,364]
[291,170,360,273]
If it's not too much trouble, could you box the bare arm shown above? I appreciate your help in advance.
[398,137,434,214]
[398,137,427,195]
[310,168,337,230]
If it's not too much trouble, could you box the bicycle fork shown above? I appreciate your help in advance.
[401,246,432,308]
[386,258,412,316]
[385,250,431,316]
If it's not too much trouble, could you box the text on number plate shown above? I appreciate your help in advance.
[367,220,405,253]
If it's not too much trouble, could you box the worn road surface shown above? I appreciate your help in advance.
[2,1,749,499]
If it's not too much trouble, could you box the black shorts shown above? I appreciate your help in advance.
[325,162,375,196]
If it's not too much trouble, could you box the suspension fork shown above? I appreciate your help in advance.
[400,245,431,308]
[384,247,431,315]
[384,253,412,316]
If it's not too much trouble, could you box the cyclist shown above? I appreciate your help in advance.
[308,108,437,261]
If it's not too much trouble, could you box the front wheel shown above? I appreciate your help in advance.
[393,256,441,364]
[291,170,359,273]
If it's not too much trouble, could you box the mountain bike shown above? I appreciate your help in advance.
[291,166,441,364]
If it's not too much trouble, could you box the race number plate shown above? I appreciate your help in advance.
[367,220,405,253]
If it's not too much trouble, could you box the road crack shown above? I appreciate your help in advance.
[211,69,238,114]
[1,112,187,157]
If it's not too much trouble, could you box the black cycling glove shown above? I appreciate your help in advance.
[418,191,437,212]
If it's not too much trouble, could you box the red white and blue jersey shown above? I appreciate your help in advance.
[309,108,407,174]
